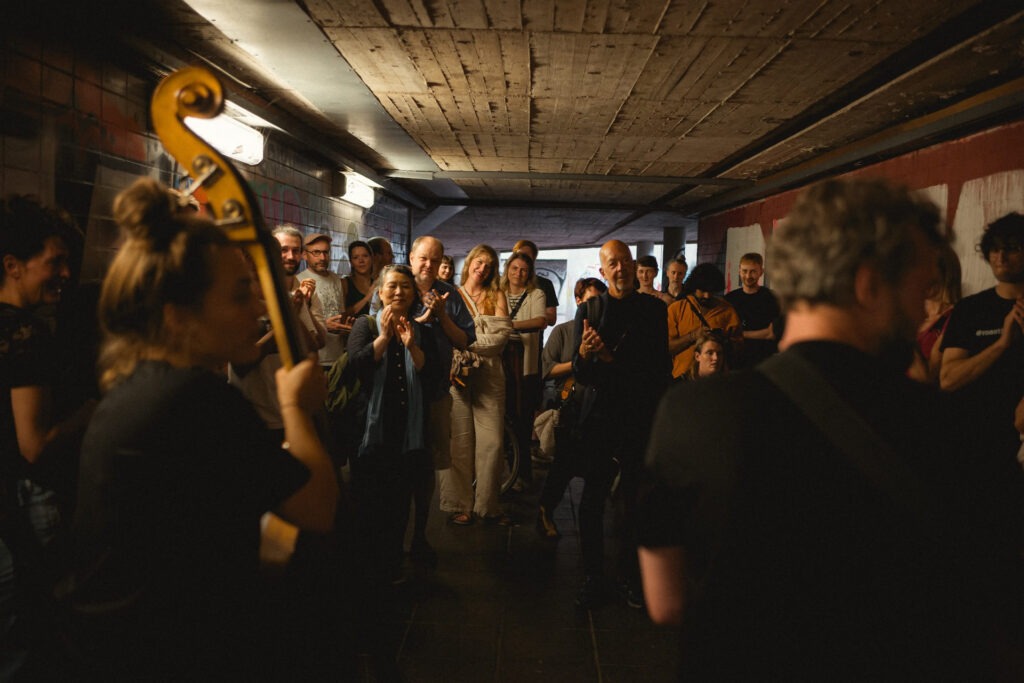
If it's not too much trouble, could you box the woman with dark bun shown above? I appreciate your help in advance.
[69,178,337,678]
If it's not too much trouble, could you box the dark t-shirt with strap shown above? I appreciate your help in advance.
[639,342,1017,680]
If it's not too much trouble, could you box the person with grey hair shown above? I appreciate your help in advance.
[638,178,1018,679]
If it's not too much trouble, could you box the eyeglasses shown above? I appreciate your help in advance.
[305,249,330,257]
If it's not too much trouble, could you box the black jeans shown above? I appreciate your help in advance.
[578,450,641,582]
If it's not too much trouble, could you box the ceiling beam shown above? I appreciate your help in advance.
[384,170,752,187]
[681,76,1024,216]
[591,2,1024,243]
[428,197,689,212]
[412,205,467,239]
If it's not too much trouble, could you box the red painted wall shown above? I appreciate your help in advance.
[699,120,1024,269]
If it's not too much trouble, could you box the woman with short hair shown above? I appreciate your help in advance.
[438,254,455,284]
[346,264,430,584]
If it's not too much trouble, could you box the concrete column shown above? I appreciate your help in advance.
[636,240,655,258]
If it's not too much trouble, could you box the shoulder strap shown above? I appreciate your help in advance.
[757,352,938,529]
[458,286,480,317]
[686,295,712,329]
[508,291,527,320]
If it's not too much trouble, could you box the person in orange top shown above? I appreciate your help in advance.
[666,264,742,379]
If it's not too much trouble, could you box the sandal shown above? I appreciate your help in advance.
[449,512,474,526]
[482,514,515,527]
[535,506,560,540]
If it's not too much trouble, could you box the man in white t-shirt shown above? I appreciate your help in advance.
[297,233,349,367]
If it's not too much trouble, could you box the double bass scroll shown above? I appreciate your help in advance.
[150,66,306,369]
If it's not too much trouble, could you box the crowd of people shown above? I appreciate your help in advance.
[1,175,1022,678]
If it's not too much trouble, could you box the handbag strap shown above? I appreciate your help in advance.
[458,286,480,317]
[756,351,938,529]
[507,290,527,320]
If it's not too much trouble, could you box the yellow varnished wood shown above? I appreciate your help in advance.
[151,66,304,368]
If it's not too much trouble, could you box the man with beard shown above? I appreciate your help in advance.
[573,240,670,610]
[406,236,475,564]
[666,263,742,379]
[724,252,780,368]
[274,226,326,352]
[297,233,348,367]
[940,212,1024,547]
[638,179,1018,680]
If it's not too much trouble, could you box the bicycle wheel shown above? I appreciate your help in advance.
[499,416,520,494]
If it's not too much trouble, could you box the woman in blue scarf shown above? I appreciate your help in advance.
[347,264,429,584]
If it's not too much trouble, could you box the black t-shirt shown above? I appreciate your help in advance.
[941,287,1024,458]
[0,304,56,486]
[572,292,671,456]
[72,361,310,676]
[343,275,371,316]
[725,287,780,368]
[639,342,1018,680]
[723,287,779,331]
[537,275,558,309]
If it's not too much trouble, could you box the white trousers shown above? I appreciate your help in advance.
[440,356,506,517]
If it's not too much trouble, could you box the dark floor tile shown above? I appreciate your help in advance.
[601,664,679,683]
[412,594,505,626]
[500,625,593,664]
[593,627,681,667]
[400,621,500,662]
[497,659,599,683]
[588,602,659,630]
[399,655,495,683]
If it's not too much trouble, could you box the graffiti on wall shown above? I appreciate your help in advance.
[711,121,1024,298]
[721,169,1024,297]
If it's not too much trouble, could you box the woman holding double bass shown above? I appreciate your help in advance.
[68,179,337,678]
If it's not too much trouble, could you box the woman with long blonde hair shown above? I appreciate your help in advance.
[439,244,512,525]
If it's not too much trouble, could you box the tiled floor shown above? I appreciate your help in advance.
[354,462,681,682]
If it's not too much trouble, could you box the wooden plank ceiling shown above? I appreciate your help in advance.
[88,0,1024,251]
[291,0,1024,248]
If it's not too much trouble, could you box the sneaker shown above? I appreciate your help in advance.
[621,579,644,610]
[575,575,606,610]
[535,506,560,540]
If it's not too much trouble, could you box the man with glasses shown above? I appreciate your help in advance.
[298,233,348,367]
[940,212,1024,547]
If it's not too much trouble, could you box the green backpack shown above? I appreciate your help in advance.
[325,315,376,413]
[325,316,375,462]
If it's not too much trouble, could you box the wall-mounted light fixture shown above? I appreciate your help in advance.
[184,110,265,166]
[332,171,379,209]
